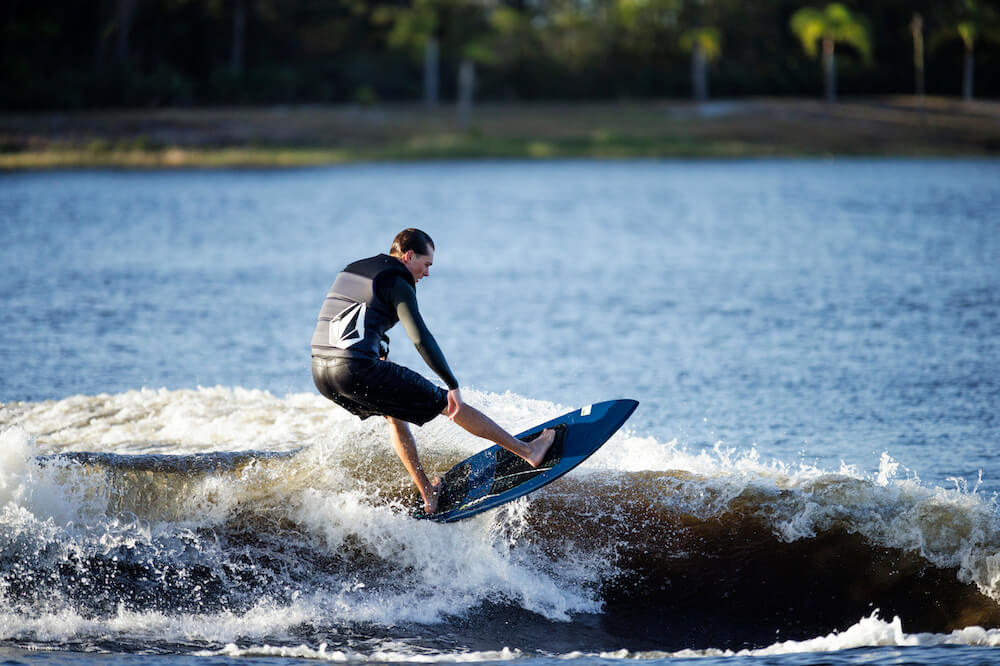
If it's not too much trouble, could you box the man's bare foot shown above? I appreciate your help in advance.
[524,428,556,467]
[423,478,442,514]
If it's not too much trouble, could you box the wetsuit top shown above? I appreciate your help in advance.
[311,254,459,390]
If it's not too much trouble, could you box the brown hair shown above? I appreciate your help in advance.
[389,228,435,258]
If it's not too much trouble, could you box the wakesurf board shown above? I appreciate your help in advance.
[413,398,638,523]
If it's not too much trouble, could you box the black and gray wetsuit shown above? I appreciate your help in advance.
[311,254,456,425]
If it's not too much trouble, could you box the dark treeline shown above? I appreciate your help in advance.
[2,0,998,110]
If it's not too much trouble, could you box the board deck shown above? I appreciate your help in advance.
[413,398,638,523]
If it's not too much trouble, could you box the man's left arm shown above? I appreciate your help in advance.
[388,277,460,391]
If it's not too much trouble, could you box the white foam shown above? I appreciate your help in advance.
[200,642,522,662]
[558,614,1000,661]
[0,602,315,645]
[286,481,603,623]
[690,613,1000,658]
[2,387,341,454]
[0,388,609,633]
[225,614,1000,663]
[5,387,1000,640]
[0,426,32,509]
[1,386,557,458]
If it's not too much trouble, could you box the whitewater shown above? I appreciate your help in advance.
[2,385,1000,663]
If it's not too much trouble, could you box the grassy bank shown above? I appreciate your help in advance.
[2,97,998,169]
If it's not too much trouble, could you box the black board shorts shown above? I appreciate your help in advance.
[312,356,448,426]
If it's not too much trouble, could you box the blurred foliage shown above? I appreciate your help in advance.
[790,3,871,62]
[1,0,998,109]
[679,27,722,61]
[930,0,1000,51]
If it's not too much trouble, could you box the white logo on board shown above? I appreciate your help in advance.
[330,302,367,349]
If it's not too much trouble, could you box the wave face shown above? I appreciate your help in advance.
[3,387,1000,654]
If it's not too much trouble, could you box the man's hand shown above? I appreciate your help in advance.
[446,388,464,420]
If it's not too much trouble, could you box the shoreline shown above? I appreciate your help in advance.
[2,96,998,169]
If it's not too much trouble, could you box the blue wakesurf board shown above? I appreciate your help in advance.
[413,398,638,523]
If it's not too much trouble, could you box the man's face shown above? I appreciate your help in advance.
[402,248,434,283]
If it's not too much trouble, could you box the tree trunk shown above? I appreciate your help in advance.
[424,38,439,108]
[911,13,925,98]
[231,0,247,75]
[457,59,475,129]
[691,40,708,102]
[822,37,836,103]
[962,46,974,101]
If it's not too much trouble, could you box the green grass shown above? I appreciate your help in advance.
[2,97,998,169]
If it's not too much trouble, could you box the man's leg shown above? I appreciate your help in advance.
[448,402,555,467]
[386,416,440,513]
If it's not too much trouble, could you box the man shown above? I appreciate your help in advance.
[311,228,555,514]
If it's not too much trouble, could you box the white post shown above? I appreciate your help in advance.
[424,38,439,108]
[457,59,475,129]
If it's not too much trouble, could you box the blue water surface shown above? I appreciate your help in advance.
[2,159,1000,665]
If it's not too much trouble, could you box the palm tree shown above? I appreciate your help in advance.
[957,20,977,99]
[679,27,722,102]
[930,1,999,102]
[789,3,871,102]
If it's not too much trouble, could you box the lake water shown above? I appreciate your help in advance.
[1,159,999,665]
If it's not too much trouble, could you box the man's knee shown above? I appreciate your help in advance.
[387,415,414,431]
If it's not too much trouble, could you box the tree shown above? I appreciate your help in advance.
[679,27,721,101]
[958,20,977,99]
[930,1,1000,101]
[378,0,498,123]
[789,3,871,102]
[376,0,440,106]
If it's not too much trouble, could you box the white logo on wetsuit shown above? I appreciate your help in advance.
[330,301,367,349]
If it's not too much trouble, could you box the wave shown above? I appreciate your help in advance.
[2,387,1000,652]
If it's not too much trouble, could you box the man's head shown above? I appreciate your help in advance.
[390,228,435,283]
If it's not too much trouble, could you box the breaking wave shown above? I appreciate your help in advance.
[2,387,1000,654]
